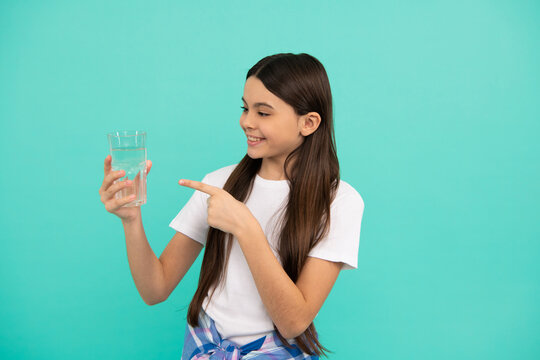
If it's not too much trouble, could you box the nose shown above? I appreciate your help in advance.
[240,111,256,131]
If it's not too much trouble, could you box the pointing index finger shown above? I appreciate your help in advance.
[179,179,219,195]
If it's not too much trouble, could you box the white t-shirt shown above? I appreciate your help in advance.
[169,163,365,346]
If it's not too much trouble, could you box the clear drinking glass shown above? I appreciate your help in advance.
[107,130,147,207]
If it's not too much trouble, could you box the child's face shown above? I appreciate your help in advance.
[240,76,305,164]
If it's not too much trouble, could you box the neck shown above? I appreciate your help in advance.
[258,158,294,181]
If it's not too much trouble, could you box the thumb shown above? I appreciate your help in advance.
[146,160,152,175]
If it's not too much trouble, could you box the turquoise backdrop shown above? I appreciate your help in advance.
[1,1,538,359]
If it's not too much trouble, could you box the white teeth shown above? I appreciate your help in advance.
[248,137,263,141]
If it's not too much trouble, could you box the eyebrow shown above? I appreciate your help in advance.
[241,97,274,109]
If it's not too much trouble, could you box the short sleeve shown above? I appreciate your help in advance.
[307,183,365,270]
[168,174,210,247]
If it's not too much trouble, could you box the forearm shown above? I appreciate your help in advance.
[122,214,165,305]
[235,221,307,339]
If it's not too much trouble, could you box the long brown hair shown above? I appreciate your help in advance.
[186,53,340,357]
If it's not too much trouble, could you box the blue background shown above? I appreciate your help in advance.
[1,0,538,359]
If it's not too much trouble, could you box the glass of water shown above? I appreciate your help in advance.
[107,130,147,207]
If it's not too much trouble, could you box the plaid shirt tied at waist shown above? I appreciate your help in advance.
[181,309,320,359]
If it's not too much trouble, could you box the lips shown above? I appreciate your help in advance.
[247,137,265,146]
[246,135,265,141]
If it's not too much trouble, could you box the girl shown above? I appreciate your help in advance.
[100,52,364,359]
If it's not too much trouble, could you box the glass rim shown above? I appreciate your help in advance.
[107,130,146,137]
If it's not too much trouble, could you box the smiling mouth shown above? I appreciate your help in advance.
[247,138,265,145]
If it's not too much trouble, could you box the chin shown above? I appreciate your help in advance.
[246,151,262,159]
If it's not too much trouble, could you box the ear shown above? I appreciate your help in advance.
[299,112,322,137]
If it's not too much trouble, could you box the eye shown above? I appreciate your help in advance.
[240,106,269,117]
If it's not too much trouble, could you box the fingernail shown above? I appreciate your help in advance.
[179,180,184,185]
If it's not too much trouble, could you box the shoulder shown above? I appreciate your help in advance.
[202,163,239,187]
[333,179,365,211]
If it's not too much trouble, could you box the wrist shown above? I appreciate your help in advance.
[235,216,260,240]
[121,212,142,226]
